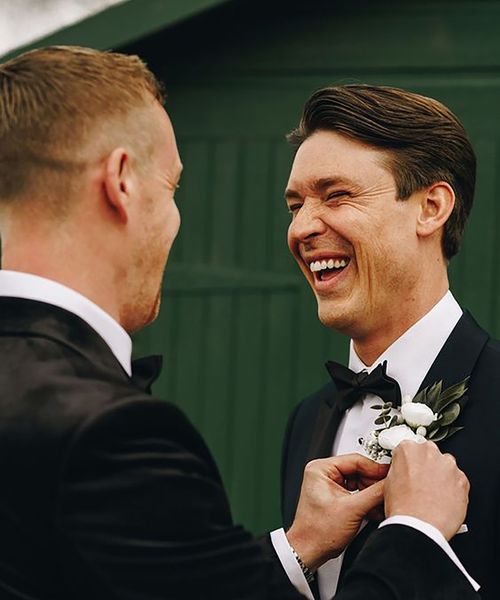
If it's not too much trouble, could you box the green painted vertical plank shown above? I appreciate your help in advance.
[270,141,296,274]
[238,141,272,270]
[255,290,299,530]
[162,295,181,402]
[295,287,332,399]
[489,142,500,338]
[228,293,265,527]
[134,294,181,405]
[145,293,181,402]
[199,293,235,478]
[456,137,496,328]
[324,326,349,368]
[175,139,211,264]
[209,140,241,266]
[173,296,206,422]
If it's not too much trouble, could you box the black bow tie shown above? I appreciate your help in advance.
[326,360,401,412]
[130,354,163,393]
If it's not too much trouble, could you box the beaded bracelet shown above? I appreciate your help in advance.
[290,545,315,583]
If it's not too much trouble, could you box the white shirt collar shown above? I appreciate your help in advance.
[348,290,463,399]
[0,270,132,375]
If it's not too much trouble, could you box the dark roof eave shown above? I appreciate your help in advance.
[0,0,234,61]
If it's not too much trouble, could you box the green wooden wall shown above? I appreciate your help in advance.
[125,0,500,532]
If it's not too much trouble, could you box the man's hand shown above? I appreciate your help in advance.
[385,440,470,540]
[286,454,388,571]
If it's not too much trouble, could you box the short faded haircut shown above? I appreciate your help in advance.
[288,84,476,260]
[0,45,165,203]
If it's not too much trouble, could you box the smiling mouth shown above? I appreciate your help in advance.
[309,258,351,282]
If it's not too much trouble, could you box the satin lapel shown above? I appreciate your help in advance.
[306,387,343,462]
[418,311,489,392]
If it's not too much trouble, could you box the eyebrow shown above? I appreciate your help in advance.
[284,176,358,201]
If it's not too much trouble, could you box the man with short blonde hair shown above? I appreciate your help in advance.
[0,46,162,203]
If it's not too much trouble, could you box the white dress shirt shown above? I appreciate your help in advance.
[0,273,477,596]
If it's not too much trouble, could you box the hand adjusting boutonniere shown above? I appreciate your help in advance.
[361,377,470,463]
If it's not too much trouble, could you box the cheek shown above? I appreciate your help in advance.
[173,203,181,235]
[287,223,295,253]
[287,220,306,264]
[162,201,180,245]
[169,206,181,244]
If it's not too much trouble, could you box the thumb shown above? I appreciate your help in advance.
[348,479,385,517]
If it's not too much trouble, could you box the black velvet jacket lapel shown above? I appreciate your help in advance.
[0,296,131,383]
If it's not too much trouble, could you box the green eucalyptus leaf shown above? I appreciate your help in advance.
[434,378,469,414]
[388,415,398,428]
[374,416,390,425]
[446,426,464,439]
[439,402,461,427]
[426,421,440,438]
[428,426,450,442]
[370,405,383,410]
[425,380,443,411]
[412,389,426,404]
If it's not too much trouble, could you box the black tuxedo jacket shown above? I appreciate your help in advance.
[0,297,479,599]
[282,310,500,599]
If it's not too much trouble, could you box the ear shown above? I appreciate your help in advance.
[416,182,455,240]
[102,147,134,224]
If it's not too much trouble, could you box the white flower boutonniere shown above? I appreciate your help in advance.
[361,377,470,463]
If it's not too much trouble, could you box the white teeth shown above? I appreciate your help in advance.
[309,258,349,273]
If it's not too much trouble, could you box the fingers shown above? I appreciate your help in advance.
[392,439,439,460]
[348,479,385,515]
[387,439,471,540]
[443,453,457,466]
[318,453,389,483]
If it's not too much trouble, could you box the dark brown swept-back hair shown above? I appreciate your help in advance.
[288,84,476,260]
[0,45,165,205]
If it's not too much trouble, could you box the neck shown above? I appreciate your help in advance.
[2,226,123,326]
[352,281,449,366]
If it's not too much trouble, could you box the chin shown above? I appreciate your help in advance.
[144,289,162,325]
[317,301,355,334]
[120,290,162,334]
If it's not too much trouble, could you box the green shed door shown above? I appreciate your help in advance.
[130,0,500,532]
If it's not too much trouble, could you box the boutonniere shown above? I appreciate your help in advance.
[361,377,469,463]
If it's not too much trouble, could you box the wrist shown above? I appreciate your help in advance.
[289,544,315,583]
[285,526,322,572]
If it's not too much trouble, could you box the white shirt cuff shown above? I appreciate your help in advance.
[270,528,314,600]
[379,515,480,591]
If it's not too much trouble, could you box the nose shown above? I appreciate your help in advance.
[288,201,327,243]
